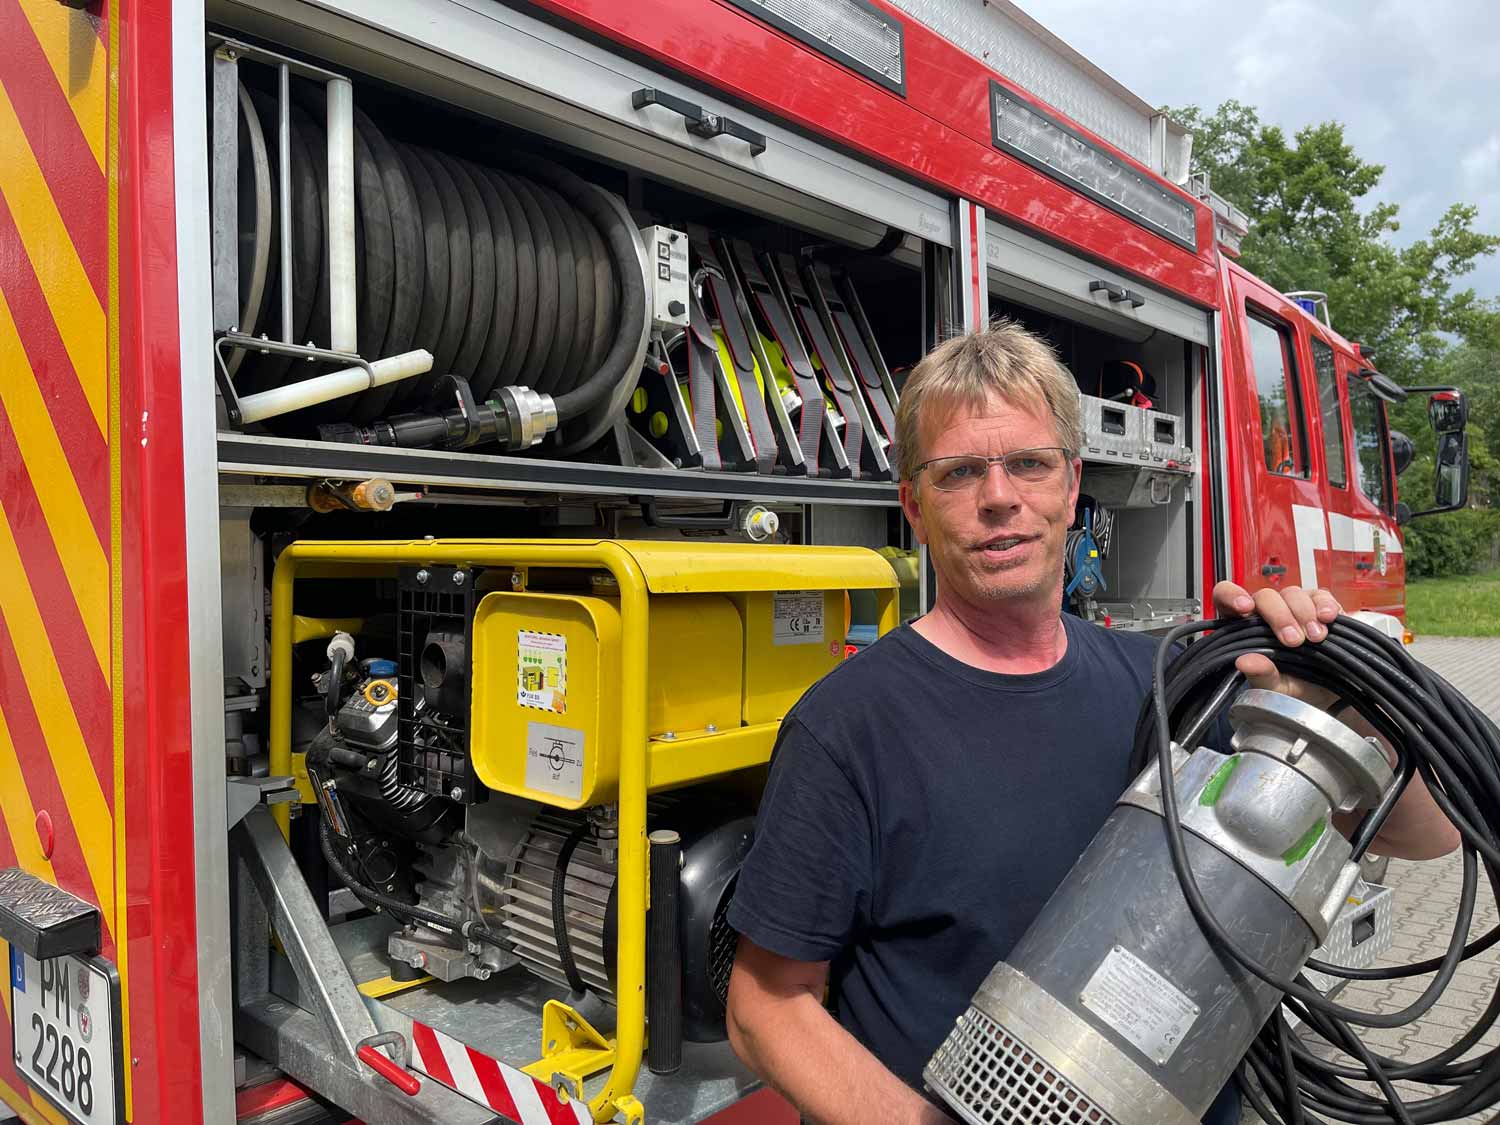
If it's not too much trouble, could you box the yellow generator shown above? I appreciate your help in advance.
[271,539,897,1119]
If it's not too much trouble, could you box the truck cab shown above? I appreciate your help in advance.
[1222,260,1468,623]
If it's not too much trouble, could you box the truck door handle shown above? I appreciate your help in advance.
[1261,563,1288,577]
[1354,560,1375,571]
[632,88,768,157]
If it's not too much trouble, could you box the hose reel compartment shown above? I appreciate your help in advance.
[213,42,646,447]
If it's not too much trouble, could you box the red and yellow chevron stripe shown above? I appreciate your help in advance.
[0,1,126,1121]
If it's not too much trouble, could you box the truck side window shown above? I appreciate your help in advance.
[1350,381,1391,512]
[1246,310,1307,477]
[1311,338,1347,488]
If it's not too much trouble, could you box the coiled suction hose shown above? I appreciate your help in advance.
[1136,615,1500,1124]
[232,81,645,436]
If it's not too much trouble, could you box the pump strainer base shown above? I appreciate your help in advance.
[924,965,1196,1125]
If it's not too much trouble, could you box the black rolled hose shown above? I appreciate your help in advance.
[233,82,646,435]
[1139,615,1500,1124]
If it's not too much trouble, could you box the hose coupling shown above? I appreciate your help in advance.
[490,385,558,451]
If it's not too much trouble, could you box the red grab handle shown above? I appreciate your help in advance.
[358,1044,421,1096]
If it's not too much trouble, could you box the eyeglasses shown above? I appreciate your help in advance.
[913,447,1072,492]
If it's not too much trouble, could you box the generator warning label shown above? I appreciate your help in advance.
[1079,944,1199,1065]
[526,722,585,801]
[773,591,824,646]
[518,630,567,714]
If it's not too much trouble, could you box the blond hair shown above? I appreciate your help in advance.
[894,321,1084,481]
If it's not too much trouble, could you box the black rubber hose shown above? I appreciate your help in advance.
[317,816,506,949]
[356,108,424,408]
[390,140,451,402]
[347,115,398,422]
[462,156,517,401]
[523,178,579,395]
[502,174,560,392]
[524,159,646,421]
[1142,615,1500,1124]
[581,217,615,375]
[325,648,345,724]
[483,168,538,386]
[408,148,471,381]
[234,104,643,430]
[554,183,597,394]
[432,151,497,382]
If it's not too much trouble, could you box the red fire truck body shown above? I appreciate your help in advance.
[0,1,1464,1123]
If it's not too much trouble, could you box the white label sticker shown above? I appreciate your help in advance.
[1080,945,1199,1065]
[525,722,585,800]
[518,630,568,714]
[773,591,824,646]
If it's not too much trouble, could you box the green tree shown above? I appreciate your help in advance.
[1172,101,1500,387]
[1173,101,1500,578]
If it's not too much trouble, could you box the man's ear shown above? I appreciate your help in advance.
[899,480,928,545]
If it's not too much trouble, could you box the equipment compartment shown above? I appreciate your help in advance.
[207,6,938,507]
[989,272,1206,632]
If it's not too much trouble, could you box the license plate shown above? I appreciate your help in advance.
[9,947,121,1125]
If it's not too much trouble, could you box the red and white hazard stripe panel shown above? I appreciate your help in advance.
[410,1019,592,1124]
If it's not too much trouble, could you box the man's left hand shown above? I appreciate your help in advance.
[1210,580,1341,707]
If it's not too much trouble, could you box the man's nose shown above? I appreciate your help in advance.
[974,460,1022,510]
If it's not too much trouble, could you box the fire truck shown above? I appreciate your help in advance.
[0,0,1471,1123]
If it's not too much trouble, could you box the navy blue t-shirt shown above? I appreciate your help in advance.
[727,614,1166,1092]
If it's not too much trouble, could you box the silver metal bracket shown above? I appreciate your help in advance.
[227,775,299,830]
[230,807,496,1122]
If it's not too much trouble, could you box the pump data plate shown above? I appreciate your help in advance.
[1080,944,1200,1066]
[9,948,122,1125]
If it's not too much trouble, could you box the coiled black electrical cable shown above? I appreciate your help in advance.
[1138,614,1500,1124]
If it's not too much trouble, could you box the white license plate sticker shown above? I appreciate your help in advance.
[9,948,119,1125]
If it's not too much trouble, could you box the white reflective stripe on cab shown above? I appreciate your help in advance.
[1289,504,1401,589]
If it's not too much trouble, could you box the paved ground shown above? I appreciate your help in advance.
[1242,636,1500,1124]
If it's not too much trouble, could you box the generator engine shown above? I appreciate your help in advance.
[285,542,898,1060]
[303,630,754,1040]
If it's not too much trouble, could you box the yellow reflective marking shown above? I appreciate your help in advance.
[16,0,107,173]
[0,506,112,936]
[0,709,57,886]
[0,292,109,675]
[0,83,105,438]
[0,1064,61,1125]
[27,1089,67,1125]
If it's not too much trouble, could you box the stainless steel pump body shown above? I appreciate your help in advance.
[925,690,1395,1125]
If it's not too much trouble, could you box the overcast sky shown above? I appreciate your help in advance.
[1015,0,1500,306]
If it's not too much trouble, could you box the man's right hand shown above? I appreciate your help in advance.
[726,937,954,1124]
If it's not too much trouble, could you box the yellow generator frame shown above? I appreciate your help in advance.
[267,538,898,1122]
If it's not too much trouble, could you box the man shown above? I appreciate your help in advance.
[724,324,1458,1124]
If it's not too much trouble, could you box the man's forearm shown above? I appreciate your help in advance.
[1332,707,1459,860]
[729,990,949,1125]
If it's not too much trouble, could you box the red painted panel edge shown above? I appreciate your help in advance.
[117,0,203,1118]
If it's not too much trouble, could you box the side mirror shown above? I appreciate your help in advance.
[1394,500,1412,526]
[1389,430,1415,476]
[1409,431,1469,519]
[1429,390,1467,434]
[1435,431,1469,508]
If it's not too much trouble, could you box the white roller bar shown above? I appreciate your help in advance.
[236,349,433,424]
